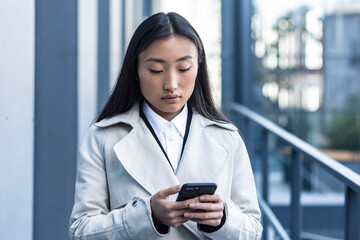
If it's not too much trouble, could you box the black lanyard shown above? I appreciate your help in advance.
[140,108,193,173]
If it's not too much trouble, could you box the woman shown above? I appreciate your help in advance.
[70,12,262,240]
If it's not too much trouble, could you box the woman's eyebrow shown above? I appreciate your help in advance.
[176,55,193,62]
[146,58,166,63]
[145,55,194,63]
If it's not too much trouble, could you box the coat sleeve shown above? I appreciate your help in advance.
[199,130,263,240]
[69,126,169,240]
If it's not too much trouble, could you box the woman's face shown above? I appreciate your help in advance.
[138,36,198,121]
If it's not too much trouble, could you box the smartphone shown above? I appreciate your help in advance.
[176,183,217,201]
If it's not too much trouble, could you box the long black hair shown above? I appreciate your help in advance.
[96,12,228,123]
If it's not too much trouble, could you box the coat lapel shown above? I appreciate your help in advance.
[99,104,237,195]
[176,114,231,184]
[176,113,235,238]
[113,119,179,195]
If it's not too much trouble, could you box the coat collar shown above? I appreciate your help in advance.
[94,103,237,131]
[105,104,236,194]
[94,104,140,128]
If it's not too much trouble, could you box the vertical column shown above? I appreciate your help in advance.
[142,0,152,18]
[237,0,254,106]
[124,0,144,46]
[121,0,144,66]
[0,1,35,239]
[78,0,98,142]
[290,150,302,240]
[121,0,127,60]
[34,0,77,239]
[97,0,110,111]
[221,0,254,107]
[345,187,360,240]
[262,130,270,202]
[110,0,122,89]
[261,130,270,240]
[221,0,237,106]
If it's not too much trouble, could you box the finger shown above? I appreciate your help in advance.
[188,202,224,212]
[189,218,223,226]
[199,194,222,203]
[168,209,194,219]
[157,185,181,199]
[184,210,223,220]
[171,200,201,212]
[173,197,201,210]
[163,210,192,227]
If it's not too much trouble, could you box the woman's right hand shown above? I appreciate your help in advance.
[150,185,198,228]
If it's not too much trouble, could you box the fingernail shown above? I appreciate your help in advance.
[184,213,190,217]
[200,196,206,201]
[189,203,195,208]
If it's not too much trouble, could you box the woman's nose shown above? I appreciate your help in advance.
[164,72,178,91]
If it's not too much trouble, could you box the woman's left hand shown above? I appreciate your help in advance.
[183,194,224,226]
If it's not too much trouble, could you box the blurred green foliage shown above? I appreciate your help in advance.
[325,95,360,150]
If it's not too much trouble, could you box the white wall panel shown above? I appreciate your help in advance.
[0,1,35,239]
[78,0,98,142]
[110,0,122,88]
[125,0,144,49]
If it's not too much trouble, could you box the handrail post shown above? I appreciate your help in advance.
[262,130,270,240]
[262,130,270,202]
[291,150,302,240]
[345,187,360,240]
[244,117,252,157]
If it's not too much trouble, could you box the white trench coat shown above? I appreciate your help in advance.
[69,104,262,239]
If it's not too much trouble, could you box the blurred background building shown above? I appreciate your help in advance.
[1,0,359,239]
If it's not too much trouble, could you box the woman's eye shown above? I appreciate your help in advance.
[149,69,163,74]
[179,66,191,72]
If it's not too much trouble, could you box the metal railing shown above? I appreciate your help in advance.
[227,103,360,240]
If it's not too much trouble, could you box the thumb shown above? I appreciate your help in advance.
[158,184,181,199]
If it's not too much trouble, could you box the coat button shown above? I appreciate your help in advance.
[132,200,138,207]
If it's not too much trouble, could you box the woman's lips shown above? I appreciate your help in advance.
[161,94,180,103]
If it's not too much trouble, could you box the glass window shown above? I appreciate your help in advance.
[250,2,359,238]
[251,0,360,154]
